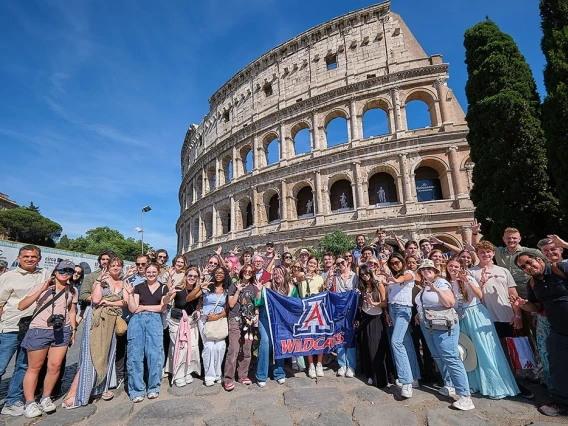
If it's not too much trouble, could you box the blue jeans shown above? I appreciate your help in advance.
[389,304,421,384]
[420,321,470,396]
[127,312,164,399]
[337,347,356,369]
[256,313,284,382]
[0,332,27,406]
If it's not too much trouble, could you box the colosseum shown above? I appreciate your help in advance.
[177,1,474,260]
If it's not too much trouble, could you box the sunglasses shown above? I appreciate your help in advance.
[336,261,346,266]
[187,274,199,278]
[56,269,75,275]
[284,256,292,259]
[158,255,167,259]
[378,254,387,259]
[390,260,402,265]
[208,262,218,266]
[136,262,147,266]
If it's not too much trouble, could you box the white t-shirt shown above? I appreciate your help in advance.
[415,278,452,309]
[469,264,516,323]
[451,276,481,309]
[387,270,415,306]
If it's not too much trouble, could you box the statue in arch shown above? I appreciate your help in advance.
[339,192,348,209]
[377,186,387,204]
[306,199,313,214]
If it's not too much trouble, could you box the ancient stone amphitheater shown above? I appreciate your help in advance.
[177,1,474,260]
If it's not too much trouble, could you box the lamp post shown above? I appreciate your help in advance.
[141,205,152,254]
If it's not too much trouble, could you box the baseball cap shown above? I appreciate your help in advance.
[266,241,274,247]
[299,249,309,255]
[54,260,76,271]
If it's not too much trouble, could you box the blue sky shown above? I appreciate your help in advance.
[0,0,544,259]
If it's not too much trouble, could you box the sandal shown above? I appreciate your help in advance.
[147,392,159,399]
[62,395,79,410]
[101,391,114,401]
[538,404,565,417]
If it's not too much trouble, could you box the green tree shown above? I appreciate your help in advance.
[464,19,559,244]
[541,0,568,226]
[57,227,149,261]
[0,207,62,247]
[317,230,354,257]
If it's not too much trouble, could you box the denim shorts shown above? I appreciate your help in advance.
[21,326,72,351]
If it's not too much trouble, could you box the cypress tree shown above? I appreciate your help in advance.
[464,19,559,244]
[541,0,568,225]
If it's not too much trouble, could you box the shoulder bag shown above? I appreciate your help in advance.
[203,292,228,340]
[419,286,458,335]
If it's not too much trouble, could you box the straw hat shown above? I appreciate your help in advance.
[416,259,440,274]
[458,332,478,372]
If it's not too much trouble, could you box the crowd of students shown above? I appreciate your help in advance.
[0,224,567,418]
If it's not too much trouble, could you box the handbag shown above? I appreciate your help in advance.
[203,293,228,340]
[506,334,536,370]
[17,287,67,341]
[115,316,128,336]
[420,288,458,335]
[170,307,184,320]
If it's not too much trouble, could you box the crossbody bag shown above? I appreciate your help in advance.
[419,287,458,335]
[17,287,67,341]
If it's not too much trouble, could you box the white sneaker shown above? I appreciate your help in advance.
[452,395,475,411]
[336,366,346,377]
[367,378,373,385]
[1,401,24,416]
[308,364,316,379]
[277,378,286,384]
[39,397,56,414]
[345,368,354,378]
[316,363,324,377]
[204,381,214,387]
[401,383,413,398]
[23,402,42,418]
[438,386,456,398]
[185,376,194,384]
[257,381,266,388]
[174,379,186,387]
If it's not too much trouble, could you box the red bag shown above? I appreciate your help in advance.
[506,336,536,370]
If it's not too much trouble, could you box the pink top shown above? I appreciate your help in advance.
[27,283,77,330]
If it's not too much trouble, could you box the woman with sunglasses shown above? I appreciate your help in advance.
[164,265,201,388]
[357,265,389,387]
[254,265,294,387]
[123,263,175,402]
[63,257,127,408]
[385,253,421,397]
[329,256,358,377]
[187,266,230,386]
[446,258,519,399]
[18,261,78,418]
[415,259,474,410]
[280,252,294,272]
[224,265,256,391]
[296,256,325,378]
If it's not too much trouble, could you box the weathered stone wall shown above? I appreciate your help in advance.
[177,1,474,262]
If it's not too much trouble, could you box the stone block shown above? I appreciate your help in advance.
[353,403,417,426]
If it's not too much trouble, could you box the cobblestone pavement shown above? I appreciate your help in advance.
[0,325,567,426]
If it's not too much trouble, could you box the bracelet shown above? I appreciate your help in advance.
[514,315,521,319]
[530,312,538,316]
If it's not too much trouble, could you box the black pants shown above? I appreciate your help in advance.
[547,329,568,407]
[115,334,127,381]
[359,312,390,387]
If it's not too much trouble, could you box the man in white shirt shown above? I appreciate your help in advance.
[0,245,50,416]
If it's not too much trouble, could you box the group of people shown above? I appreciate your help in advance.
[0,224,567,418]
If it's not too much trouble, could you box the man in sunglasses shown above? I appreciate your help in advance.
[0,245,50,417]
[513,252,568,417]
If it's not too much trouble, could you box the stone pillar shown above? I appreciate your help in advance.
[232,145,239,179]
[311,111,321,152]
[215,157,220,187]
[352,162,366,214]
[192,178,197,201]
[202,167,207,195]
[349,98,361,143]
[448,146,468,208]
[252,186,260,234]
[350,182,358,210]
[388,108,396,134]
[281,179,288,226]
[211,205,217,238]
[198,211,204,245]
[230,195,236,237]
[399,153,416,213]
[253,136,260,172]
[314,171,324,216]
[390,87,404,132]
[279,123,288,165]
[434,77,451,125]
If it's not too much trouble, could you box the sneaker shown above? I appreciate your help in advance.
[239,377,252,386]
[174,379,186,387]
[438,386,456,398]
[162,370,168,379]
[308,364,316,379]
[538,403,566,417]
[277,378,286,384]
[116,377,124,390]
[257,381,266,388]
[316,363,324,377]
[1,401,24,416]
[367,378,373,386]
[39,397,56,414]
[23,402,42,418]
[185,376,194,384]
[214,377,222,384]
[337,366,346,377]
[452,395,475,411]
[147,392,159,400]
[224,381,235,391]
[132,396,144,403]
[345,368,354,378]
[518,383,534,399]
[401,383,413,398]
[204,381,215,387]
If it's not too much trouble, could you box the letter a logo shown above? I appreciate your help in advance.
[293,293,334,336]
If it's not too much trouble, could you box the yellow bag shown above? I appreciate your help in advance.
[115,316,128,336]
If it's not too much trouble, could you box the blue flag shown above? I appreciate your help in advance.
[264,289,359,359]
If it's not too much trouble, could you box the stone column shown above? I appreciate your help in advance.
[192,178,197,201]
[253,136,260,172]
[350,182,358,210]
[388,108,396,134]
[230,195,236,237]
[279,123,288,165]
[352,161,366,212]
[211,205,217,239]
[390,87,404,132]
[281,179,288,226]
[198,211,204,245]
[349,98,361,143]
[232,145,239,179]
[202,167,207,194]
[215,157,220,187]
[448,146,468,208]
[252,186,260,234]
[434,77,450,125]
[315,171,324,215]
[399,153,416,213]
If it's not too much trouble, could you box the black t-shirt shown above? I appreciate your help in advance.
[227,282,256,320]
[173,288,188,309]
[527,262,568,336]
[134,282,168,306]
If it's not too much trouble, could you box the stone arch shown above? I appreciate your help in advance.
[403,88,439,129]
[368,171,398,205]
[362,98,391,138]
[296,185,314,218]
[204,210,213,240]
[192,217,199,245]
[329,175,354,212]
[218,204,231,234]
[240,145,253,174]
[238,197,253,229]
[433,233,462,250]
[206,165,216,191]
[462,156,474,192]
[323,109,349,148]
[195,178,203,199]
[187,183,194,206]
[291,121,312,155]
[221,155,233,184]
[262,132,280,166]
[413,157,451,202]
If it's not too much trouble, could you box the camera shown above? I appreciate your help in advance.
[47,314,65,332]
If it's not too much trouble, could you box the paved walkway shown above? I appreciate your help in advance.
[0,326,566,426]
